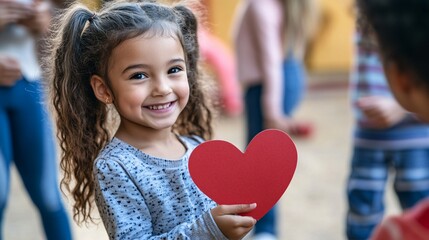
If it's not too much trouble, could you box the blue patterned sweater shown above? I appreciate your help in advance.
[93,136,228,240]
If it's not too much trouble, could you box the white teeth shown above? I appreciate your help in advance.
[148,102,171,110]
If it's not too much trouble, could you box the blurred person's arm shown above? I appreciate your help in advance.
[0,0,32,29]
[247,1,284,124]
[18,0,52,36]
[18,0,71,36]
[356,96,407,129]
[0,55,22,87]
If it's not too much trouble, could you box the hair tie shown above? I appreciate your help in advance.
[89,12,97,23]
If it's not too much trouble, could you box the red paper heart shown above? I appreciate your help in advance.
[189,129,297,220]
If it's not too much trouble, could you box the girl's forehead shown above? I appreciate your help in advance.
[142,21,181,38]
[139,30,180,40]
[112,23,182,50]
[108,34,185,68]
[114,32,182,53]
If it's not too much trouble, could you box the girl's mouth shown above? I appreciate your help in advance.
[146,101,174,110]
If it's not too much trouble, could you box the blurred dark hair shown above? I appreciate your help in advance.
[357,0,429,87]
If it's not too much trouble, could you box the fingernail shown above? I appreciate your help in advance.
[250,203,257,208]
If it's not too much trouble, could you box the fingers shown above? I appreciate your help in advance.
[2,1,32,17]
[1,56,21,71]
[356,97,376,111]
[0,1,33,26]
[230,215,257,228]
[211,204,257,240]
[216,203,257,215]
[18,1,51,35]
[228,216,255,238]
[357,97,383,119]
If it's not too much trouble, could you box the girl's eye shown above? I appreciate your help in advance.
[130,73,147,80]
[168,66,183,74]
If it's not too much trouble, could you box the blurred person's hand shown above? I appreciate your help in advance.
[0,55,22,86]
[0,0,32,29]
[357,95,407,129]
[18,0,52,36]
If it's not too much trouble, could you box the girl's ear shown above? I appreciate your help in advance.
[90,75,113,104]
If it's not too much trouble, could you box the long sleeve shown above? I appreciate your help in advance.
[93,138,228,240]
[246,0,284,120]
[350,32,392,125]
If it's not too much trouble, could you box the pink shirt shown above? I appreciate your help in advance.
[233,0,284,120]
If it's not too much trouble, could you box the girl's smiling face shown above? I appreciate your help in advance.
[107,34,189,132]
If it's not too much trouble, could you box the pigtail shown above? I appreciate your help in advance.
[48,3,110,223]
[173,5,213,140]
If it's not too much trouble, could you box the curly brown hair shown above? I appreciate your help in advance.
[357,0,429,88]
[44,0,212,224]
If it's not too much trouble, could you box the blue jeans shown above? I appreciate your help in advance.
[244,57,306,235]
[346,147,429,240]
[0,79,72,240]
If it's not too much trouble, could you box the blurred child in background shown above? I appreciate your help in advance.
[233,0,318,239]
[346,26,429,240]
[356,0,429,239]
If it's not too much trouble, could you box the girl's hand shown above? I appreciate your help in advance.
[211,203,257,240]
[0,55,21,86]
[0,0,32,29]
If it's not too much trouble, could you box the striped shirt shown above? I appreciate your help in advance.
[350,32,429,149]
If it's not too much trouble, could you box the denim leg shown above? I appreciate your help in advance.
[282,57,305,116]
[392,149,429,210]
[9,80,72,240]
[346,147,388,240]
[245,85,277,236]
[0,84,14,240]
[245,85,263,143]
[254,205,277,236]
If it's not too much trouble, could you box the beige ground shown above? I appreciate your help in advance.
[4,74,401,240]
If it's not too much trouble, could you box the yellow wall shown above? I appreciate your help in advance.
[306,0,355,72]
[207,0,355,73]
[206,0,239,49]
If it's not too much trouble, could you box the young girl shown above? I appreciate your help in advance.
[46,0,257,239]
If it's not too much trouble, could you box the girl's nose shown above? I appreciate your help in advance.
[151,77,172,96]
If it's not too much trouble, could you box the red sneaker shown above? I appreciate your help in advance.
[289,122,314,138]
